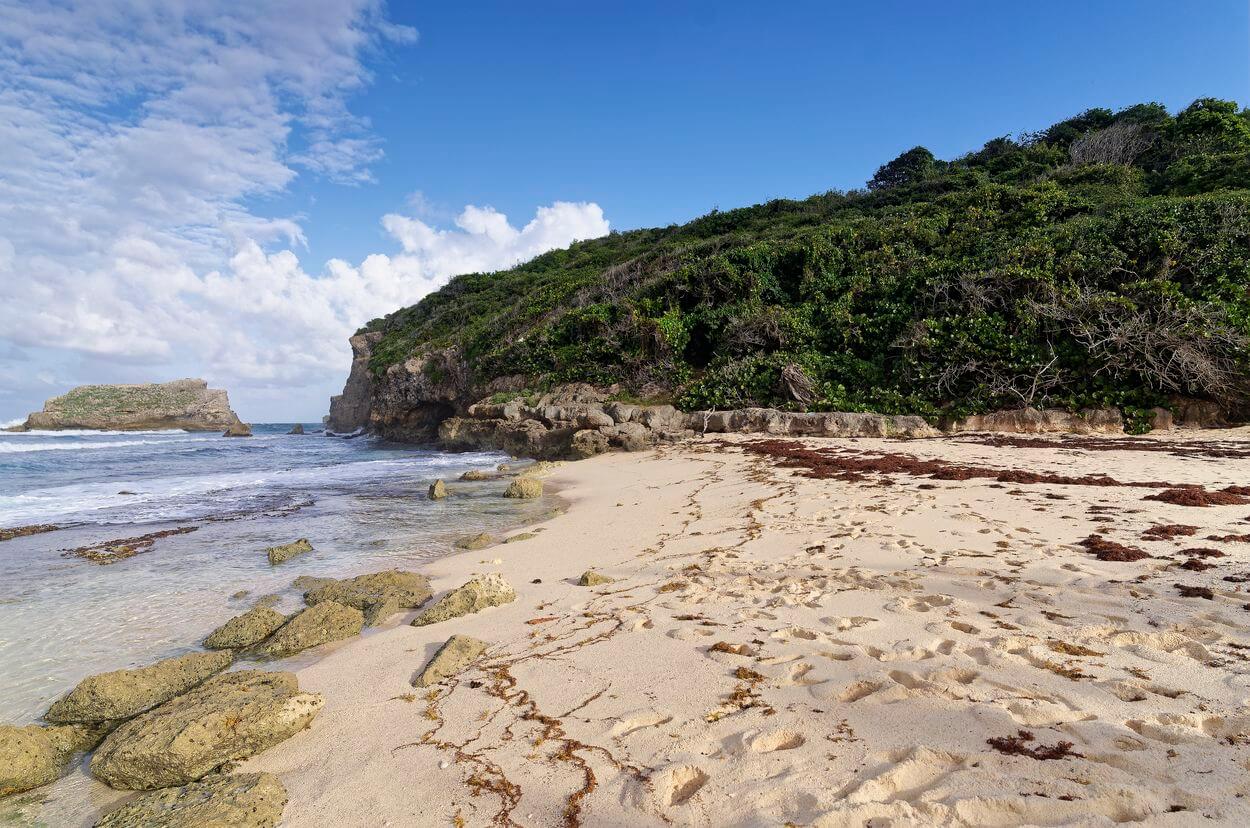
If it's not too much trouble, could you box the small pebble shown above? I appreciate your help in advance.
[439,760,450,770]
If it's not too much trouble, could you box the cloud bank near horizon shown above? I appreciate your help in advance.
[0,1,609,419]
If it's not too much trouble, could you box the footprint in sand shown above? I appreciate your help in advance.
[655,764,709,806]
[611,708,674,737]
[750,729,806,752]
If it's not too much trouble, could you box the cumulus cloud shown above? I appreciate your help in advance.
[0,1,609,418]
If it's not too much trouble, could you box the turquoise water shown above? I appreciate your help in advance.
[0,425,545,725]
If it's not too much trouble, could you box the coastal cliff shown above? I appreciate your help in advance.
[328,99,1250,451]
[12,379,245,433]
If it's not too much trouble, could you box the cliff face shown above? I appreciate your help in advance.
[16,379,244,432]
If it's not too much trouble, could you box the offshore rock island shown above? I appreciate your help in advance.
[10,379,247,433]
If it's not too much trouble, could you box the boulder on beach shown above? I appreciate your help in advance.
[0,722,105,797]
[95,772,287,828]
[361,594,401,626]
[204,606,287,650]
[91,671,323,790]
[454,532,494,550]
[256,601,363,659]
[45,651,233,724]
[459,469,493,481]
[414,635,488,688]
[266,538,312,565]
[303,570,432,610]
[410,574,516,627]
[287,424,305,435]
[502,532,537,544]
[577,570,614,587]
[504,478,542,499]
[428,479,448,500]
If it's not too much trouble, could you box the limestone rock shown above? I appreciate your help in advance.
[578,570,614,587]
[223,422,253,438]
[570,428,609,459]
[944,407,1123,435]
[95,772,287,827]
[428,479,448,500]
[0,723,103,797]
[45,652,233,724]
[362,595,401,626]
[204,607,287,650]
[459,469,493,481]
[455,533,494,550]
[16,379,243,433]
[290,575,335,593]
[502,532,537,544]
[256,601,363,658]
[266,538,312,565]
[326,331,382,434]
[303,570,431,610]
[410,574,516,627]
[287,424,305,435]
[91,671,323,790]
[504,478,542,499]
[413,636,488,688]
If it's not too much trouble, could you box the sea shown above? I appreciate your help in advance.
[0,424,548,733]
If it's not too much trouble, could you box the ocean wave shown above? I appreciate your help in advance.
[0,437,217,454]
[2,428,192,437]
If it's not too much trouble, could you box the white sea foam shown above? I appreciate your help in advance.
[0,438,218,454]
[2,428,192,437]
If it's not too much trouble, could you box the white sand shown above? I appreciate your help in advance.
[244,431,1250,826]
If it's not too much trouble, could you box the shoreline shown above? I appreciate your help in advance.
[230,430,1250,825]
[17,430,1250,824]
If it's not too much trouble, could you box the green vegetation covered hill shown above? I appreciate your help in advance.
[364,99,1250,430]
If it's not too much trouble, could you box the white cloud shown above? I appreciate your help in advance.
[0,2,608,419]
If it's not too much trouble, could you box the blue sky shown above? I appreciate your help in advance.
[1,1,1246,422]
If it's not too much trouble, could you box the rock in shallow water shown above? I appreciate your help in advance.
[265,538,312,565]
[454,532,494,550]
[45,651,233,724]
[410,574,516,627]
[91,671,323,790]
[256,601,362,659]
[414,636,488,688]
[95,772,287,827]
[428,479,448,499]
[204,607,287,650]
[303,570,431,610]
[0,723,105,797]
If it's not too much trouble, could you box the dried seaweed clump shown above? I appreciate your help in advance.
[987,730,1082,760]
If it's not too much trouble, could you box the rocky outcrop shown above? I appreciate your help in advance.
[256,601,363,659]
[414,636,488,688]
[410,574,516,626]
[91,671,323,790]
[942,407,1123,434]
[223,422,252,437]
[428,479,448,500]
[454,533,494,550]
[45,652,233,724]
[204,607,288,650]
[326,332,382,434]
[266,538,312,565]
[13,379,246,432]
[303,570,432,611]
[287,423,305,435]
[95,772,287,828]
[0,722,104,797]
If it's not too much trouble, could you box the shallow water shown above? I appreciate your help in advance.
[0,425,545,726]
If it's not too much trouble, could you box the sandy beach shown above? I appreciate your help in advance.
[222,431,1250,826]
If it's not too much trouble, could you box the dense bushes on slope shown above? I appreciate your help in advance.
[363,99,1250,429]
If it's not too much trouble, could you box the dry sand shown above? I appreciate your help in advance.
[243,431,1250,826]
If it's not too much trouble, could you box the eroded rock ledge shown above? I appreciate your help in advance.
[324,337,1229,460]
